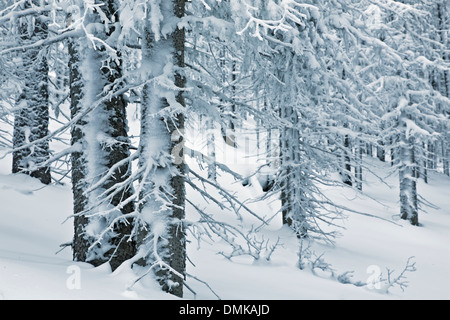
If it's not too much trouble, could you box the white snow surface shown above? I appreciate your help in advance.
[0,140,449,300]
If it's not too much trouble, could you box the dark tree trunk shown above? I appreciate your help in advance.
[410,141,418,226]
[69,0,135,270]
[390,136,396,167]
[68,34,92,265]
[356,139,363,191]
[343,134,352,186]
[278,102,306,238]
[443,141,449,176]
[377,128,385,162]
[365,143,372,157]
[12,2,51,185]
[220,53,237,147]
[165,0,187,297]
[136,0,186,298]
[399,116,419,226]
[100,0,136,272]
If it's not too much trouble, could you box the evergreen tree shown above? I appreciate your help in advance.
[365,0,449,225]
[135,0,186,298]
[12,0,51,185]
[68,0,135,270]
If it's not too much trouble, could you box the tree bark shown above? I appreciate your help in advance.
[206,118,217,181]
[12,1,51,185]
[398,115,419,226]
[69,0,135,270]
[343,134,352,186]
[136,0,186,298]
[279,102,307,238]
[356,139,363,191]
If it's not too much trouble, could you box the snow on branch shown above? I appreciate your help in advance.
[381,256,417,293]
[0,29,83,55]
[0,76,158,162]
[298,243,417,295]
[187,165,268,226]
[186,198,282,262]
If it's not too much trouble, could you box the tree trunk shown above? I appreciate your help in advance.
[68,31,92,265]
[343,134,352,186]
[377,141,385,162]
[12,1,51,185]
[279,103,292,227]
[136,0,186,298]
[279,102,307,238]
[377,124,385,162]
[443,140,449,176]
[365,143,372,157]
[69,0,135,270]
[422,142,428,183]
[356,139,363,191]
[410,140,418,226]
[206,118,217,181]
[427,142,435,170]
[390,136,396,167]
[398,115,419,226]
[220,49,237,148]
[100,0,136,271]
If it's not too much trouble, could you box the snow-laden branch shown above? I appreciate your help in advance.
[0,29,83,55]
[187,164,268,226]
[0,0,26,18]
[0,3,57,24]
[0,76,159,162]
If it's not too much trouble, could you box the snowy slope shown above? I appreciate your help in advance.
[0,149,449,300]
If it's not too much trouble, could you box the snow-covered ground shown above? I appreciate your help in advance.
[0,147,449,300]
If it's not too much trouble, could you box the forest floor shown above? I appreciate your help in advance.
[0,149,449,300]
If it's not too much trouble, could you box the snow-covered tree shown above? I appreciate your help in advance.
[229,0,380,242]
[364,0,450,225]
[132,0,187,298]
[67,0,136,269]
[9,0,51,184]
